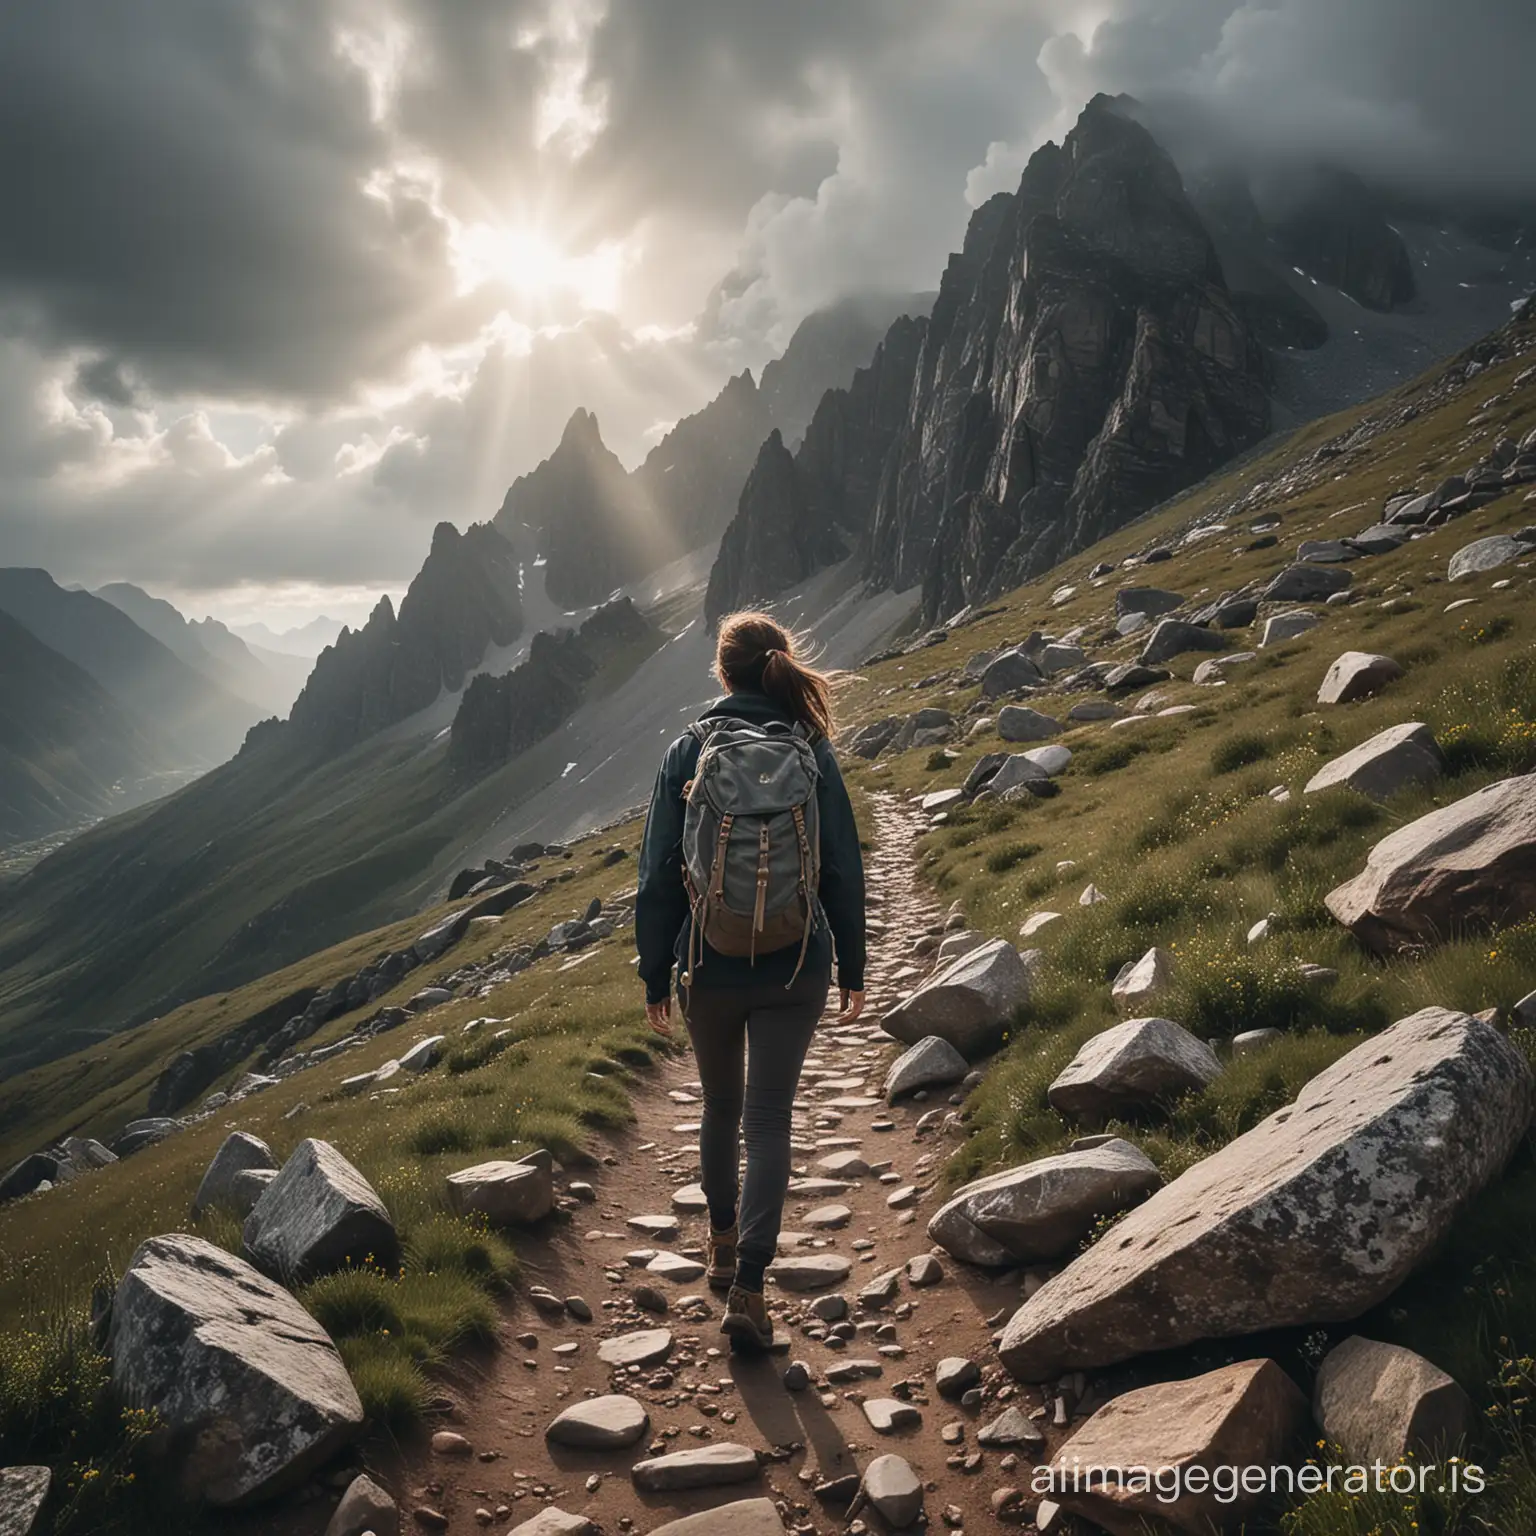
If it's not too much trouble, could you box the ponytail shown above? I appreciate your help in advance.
[714,611,837,740]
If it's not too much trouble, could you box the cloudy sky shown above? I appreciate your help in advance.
[1,1,1530,630]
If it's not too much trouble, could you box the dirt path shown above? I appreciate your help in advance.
[384,792,1059,1534]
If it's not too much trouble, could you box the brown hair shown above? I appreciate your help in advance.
[714,610,837,740]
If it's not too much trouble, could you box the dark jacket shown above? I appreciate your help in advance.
[636,690,866,1004]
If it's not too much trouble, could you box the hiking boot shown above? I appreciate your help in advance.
[706,1224,738,1291]
[721,1285,773,1351]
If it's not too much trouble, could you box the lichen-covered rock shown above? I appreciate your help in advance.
[881,939,1034,1057]
[1305,721,1443,802]
[191,1132,278,1219]
[243,1139,398,1282]
[0,1467,51,1536]
[1046,1360,1307,1535]
[1314,1336,1472,1464]
[1000,1008,1532,1379]
[108,1234,362,1505]
[1325,774,1536,953]
[1448,534,1534,582]
[928,1139,1162,1266]
[1048,1017,1221,1121]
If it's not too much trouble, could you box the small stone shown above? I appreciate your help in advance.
[631,1443,761,1492]
[905,1254,943,1287]
[863,1398,922,1434]
[598,1329,674,1369]
[935,1357,981,1399]
[978,1406,1046,1448]
[783,1361,811,1391]
[546,1394,650,1449]
[431,1430,473,1457]
[564,1296,592,1322]
[861,1454,924,1529]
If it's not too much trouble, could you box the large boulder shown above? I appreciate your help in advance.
[191,1132,278,1219]
[1047,1018,1221,1122]
[979,650,1044,699]
[881,939,1034,1058]
[928,1139,1163,1266]
[114,1118,183,1158]
[1115,587,1183,618]
[243,1140,399,1282]
[0,1154,61,1204]
[1325,773,1536,953]
[1263,564,1351,602]
[999,1008,1532,1379]
[1317,651,1402,705]
[108,1234,363,1505]
[987,755,1051,798]
[1110,946,1173,1014]
[1314,1336,1472,1464]
[1448,534,1532,581]
[0,1468,51,1536]
[1139,620,1224,667]
[445,1155,554,1225]
[1045,1360,1308,1536]
[1259,610,1319,647]
[1304,721,1444,802]
[996,706,1062,743]
[884,1036,969,1103]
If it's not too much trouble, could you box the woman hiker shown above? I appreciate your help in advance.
[636,611,867,1350]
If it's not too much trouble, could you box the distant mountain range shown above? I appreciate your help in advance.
[0,610,171,843]
[0,574,315,848]
[230,615,347,658]
[494,293,933,608]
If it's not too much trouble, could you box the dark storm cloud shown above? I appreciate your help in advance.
[0,1,454,401]
[1036,0,1536,205]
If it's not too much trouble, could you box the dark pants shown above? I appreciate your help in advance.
[681,965,829,1286]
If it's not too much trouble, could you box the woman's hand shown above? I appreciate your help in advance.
[645,998,674,1036]
[837,988,865,1023]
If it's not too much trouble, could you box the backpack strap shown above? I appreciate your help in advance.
[786,802,815,986]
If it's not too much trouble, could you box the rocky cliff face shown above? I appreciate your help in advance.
[865,94,1270,623]
[448,597,656,774]
[285,521,522,755]
[704,315,927,622]
[705,431,848,625]
[632,370,775,555]
[758,292,934,445]
[494,410,657,610]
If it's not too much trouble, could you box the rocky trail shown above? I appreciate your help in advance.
[380,793,1061,1536]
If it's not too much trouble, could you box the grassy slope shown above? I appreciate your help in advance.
[822,316,1536,1528]
[0,629,662,1080]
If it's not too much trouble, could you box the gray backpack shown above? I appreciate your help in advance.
[680,716,822,984]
